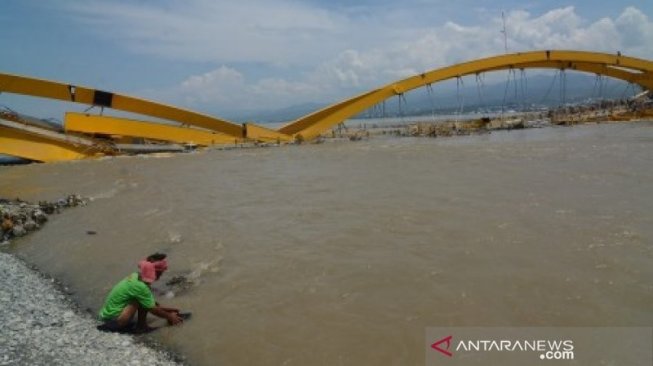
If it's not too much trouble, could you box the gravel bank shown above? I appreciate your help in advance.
[0,252,182,366]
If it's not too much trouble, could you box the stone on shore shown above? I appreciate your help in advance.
[0,195,86,244]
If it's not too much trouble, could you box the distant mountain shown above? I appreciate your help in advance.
[229,102,328,124]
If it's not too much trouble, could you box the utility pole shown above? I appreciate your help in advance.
[501,11,508,53]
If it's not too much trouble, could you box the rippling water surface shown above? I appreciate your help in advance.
[2,122,652,365]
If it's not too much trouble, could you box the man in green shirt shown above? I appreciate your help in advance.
[98,253,183,333]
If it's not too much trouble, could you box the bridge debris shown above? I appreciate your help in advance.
[328,96,652,140]
[550,95,653,125]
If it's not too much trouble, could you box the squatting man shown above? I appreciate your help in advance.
[98,253,187,333]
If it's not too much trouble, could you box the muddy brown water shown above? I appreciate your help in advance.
[2,122,652,365]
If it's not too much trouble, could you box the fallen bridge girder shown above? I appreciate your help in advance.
[64,113,240,146]
[0,122,100,162]
[244,123,293,143]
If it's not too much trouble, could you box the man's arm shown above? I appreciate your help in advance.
[155,302,180,313]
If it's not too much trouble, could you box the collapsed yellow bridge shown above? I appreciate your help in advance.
[1,50,652,162]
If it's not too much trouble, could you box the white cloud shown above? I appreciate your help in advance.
[503,7,620,51]
[615,7,653,55]
[154,66,322,112]
[120,4,653,114]
[180,66,244,104]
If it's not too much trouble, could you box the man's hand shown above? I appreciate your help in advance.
[166,311,183,325]
[150,305,184,326]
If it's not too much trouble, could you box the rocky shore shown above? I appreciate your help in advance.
[1,195,89,244]
[0,197,183,366]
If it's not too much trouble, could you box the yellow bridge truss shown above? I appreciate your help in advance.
[1,50,652,161]
[0,73,243,137]
[279,50,653,140]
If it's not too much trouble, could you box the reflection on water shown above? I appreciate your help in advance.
[2,122,652,365]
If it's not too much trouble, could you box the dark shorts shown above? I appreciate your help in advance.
[96,318,135,333]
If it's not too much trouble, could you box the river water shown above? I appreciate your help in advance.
[2,122,652,365]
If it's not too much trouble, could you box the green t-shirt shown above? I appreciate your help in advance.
[98,272,156,321]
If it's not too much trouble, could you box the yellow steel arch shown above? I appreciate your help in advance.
[279,50,653,140]
[479,61,652,87]
[0,72,244,138]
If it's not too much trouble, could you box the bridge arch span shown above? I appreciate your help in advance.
[279,50,653,140]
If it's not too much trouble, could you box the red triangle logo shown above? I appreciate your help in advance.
[431,335,453,357]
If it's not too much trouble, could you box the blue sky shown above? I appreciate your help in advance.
[1,0,652,120]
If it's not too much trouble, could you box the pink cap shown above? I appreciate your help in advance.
[138,260,157,283]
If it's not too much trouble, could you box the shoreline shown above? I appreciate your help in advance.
[0,252,184,366]
[0,251,186,366]
[0,197,187,366]
[328,105,653,141]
